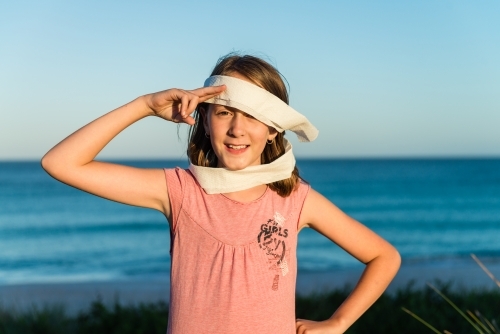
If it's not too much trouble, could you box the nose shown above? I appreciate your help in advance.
[228,112,247,137]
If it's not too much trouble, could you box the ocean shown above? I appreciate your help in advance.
[1,159,499,285]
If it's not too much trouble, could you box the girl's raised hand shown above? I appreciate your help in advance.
[145,85,226,125]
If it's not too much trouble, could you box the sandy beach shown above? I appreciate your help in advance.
[1,259,499,315]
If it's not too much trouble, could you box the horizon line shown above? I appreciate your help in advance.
[2,155,500,162]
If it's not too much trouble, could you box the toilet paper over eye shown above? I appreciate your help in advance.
[191,75,318,194]
[203,75,319,143]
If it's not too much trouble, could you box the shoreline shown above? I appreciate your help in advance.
[1,261,499,315]
[297,259,500,295]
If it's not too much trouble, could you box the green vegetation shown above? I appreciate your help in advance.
[400,255,500,334]
[1,283,499,334]
[0,301,168,334]
[297,282,500,334]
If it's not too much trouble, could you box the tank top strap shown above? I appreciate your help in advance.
[294,181,311,231]
[164,168,207,232]
[164,168,187,232]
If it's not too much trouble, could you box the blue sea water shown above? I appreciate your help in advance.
[1,159,499,285]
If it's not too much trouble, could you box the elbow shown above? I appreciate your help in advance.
[366,244,401,273]
[372,244,401,275]
[40,151,62,177]
[40,153,51,173]
[388,246,402,273]
[40,152,54,175]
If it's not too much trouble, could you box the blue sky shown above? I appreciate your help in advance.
[1,1,499,159]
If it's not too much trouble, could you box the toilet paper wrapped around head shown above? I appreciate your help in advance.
[187,75,319,194]
[203,75,318,142]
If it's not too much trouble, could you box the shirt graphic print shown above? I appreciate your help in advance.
[257,212,290,290]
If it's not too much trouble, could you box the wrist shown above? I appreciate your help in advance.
[325,316,350,333]
[135,95,155,117]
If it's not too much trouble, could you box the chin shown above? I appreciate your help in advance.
[222,163,248,171]
[219,159,256,171]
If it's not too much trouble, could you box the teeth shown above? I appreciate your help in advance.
[228,145,247,150]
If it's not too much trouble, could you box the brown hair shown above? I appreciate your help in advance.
[188,53,301,197]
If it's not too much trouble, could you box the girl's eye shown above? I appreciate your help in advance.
[216,110,231,116]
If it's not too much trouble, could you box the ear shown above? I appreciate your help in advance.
[268,127,278,141]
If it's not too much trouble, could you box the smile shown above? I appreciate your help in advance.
[226,144,249,150]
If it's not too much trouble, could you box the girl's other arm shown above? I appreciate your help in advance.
[41,86,225,218]
[296,189,401,334]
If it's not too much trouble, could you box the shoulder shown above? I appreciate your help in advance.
[164,167,188,179]
[163,167,204,227]
[295,178,312,198]
[299,187,342,230]
[164,167,200,188]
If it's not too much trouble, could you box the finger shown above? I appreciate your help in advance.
[179,94,190,118]
[296,320,302,330]
[296,324,306,334]
[190,85,226,102]
[168,88,188,102]
[295,320,308,334]
[186,94,200,115]
[190,85,225,96]
[182,115,196,126]
[172,111,184,123]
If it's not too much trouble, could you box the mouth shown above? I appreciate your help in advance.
[226,144,249,150]
[225,144,249,153]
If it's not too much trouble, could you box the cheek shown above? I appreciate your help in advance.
[209,122,227,140]
[206,113,222,136]
[250,119,271,136]
[251,125,271,153]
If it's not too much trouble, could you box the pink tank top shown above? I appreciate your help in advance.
[164,168,310,334]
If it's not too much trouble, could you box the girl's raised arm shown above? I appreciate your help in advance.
[296,189,401,334]
[41,86,225,218]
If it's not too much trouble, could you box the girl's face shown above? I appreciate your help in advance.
[203,72,277,171]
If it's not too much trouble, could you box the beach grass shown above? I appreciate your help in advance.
[297,282,500,334]
[1,284,499,334]
[400,255,500,334]
[0,300,169,334]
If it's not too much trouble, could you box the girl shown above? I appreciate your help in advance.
[42,54,400,334]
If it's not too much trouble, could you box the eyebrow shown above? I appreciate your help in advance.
[213,105,252,117]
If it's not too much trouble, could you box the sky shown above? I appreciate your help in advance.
[1,0,499,159]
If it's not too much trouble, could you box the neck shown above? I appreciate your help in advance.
[222,184,268,203]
